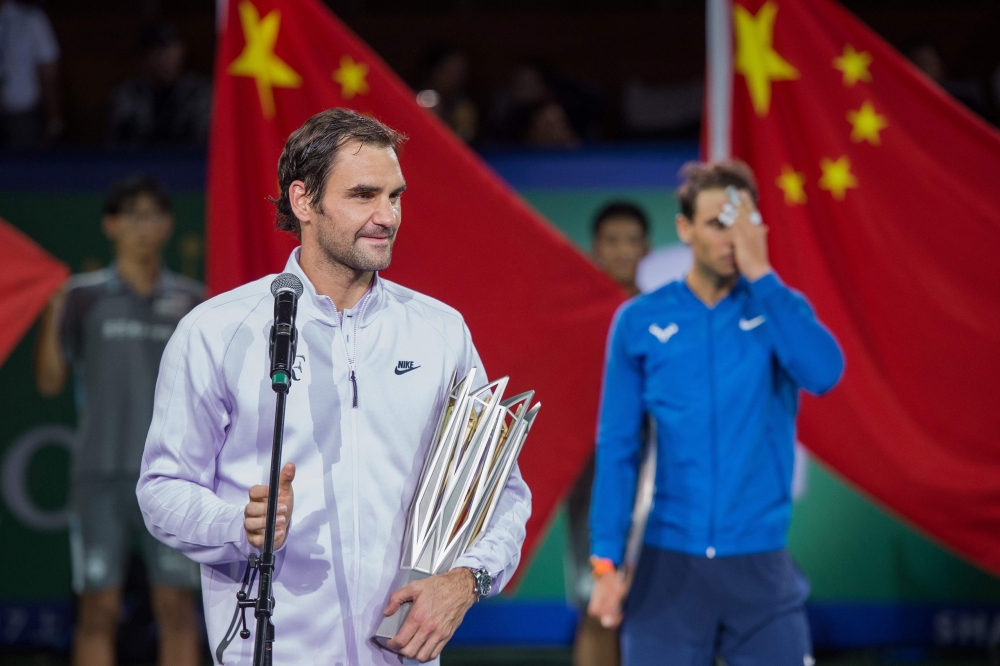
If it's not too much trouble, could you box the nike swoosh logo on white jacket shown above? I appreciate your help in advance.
[137,248,531,665]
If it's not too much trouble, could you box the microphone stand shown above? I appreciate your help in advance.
[250,384,287,666]
[216,277,300,666]
[218,371,288,665]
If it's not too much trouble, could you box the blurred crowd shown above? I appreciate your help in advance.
[3,0,1000,151]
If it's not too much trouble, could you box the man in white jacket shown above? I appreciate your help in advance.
[137,108,531,665]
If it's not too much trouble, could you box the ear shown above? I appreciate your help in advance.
[675,213,693,245]
[161,214,176,239]
[288,181,312,226]
[101,215,117,241]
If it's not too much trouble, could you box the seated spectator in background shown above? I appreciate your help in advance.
[489,60,603,144]
[566,202,650,666]
[34,176,204,666]
[108,22,211,147]
[415,44,478,142]
[0,0,63,147]
[907,38,988,119]
[522,100,580,148]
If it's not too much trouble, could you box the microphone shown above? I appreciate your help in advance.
[269,274,304,393]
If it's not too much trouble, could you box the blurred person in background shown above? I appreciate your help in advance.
[906,38,989,119]
[107,22,211,147]
[490,60,603,144]
[588,161,843,666]
[415,44,478,142]
[522,100,581,148]
[0,0,63,147]
[566,202,650,666]
[34,176,204,666]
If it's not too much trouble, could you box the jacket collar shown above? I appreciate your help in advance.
[677,275,749,310]
[105,263,172,299]
[282,248,385,328]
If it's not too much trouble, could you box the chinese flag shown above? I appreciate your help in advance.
[207,0,624,565]
[0,217,69,367]
[726,0,1000,573]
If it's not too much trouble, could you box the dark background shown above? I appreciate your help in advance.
[30,0,1000,145]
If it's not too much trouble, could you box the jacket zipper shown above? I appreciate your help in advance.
[336,289,370,656]
[707,308,717,557]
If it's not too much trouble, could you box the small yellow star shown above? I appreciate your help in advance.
[833,44,873,87]
[818,156,858,200]
[333,55,369,99]
[847,100,888,145]
[227,1,302,120]
[733,1,799,117]
[776,166,807,205]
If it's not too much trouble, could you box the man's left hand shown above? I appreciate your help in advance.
[383,567,477,662]
[730,191,772,281]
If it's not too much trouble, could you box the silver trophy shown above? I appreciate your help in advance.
[374,367,541,648]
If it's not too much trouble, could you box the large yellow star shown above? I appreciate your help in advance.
[776,165,807,205]
[333,56,369,100]
[833,44,872,87]
[734,1,799,117]
[818,156,858,200]
[847,100,888,145]
[227,1,302,119]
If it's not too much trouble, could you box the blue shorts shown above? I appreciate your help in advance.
[621,546,812,666]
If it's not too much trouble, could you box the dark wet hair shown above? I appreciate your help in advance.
[677,160,758,220]
[592,201,650,239]
[103,175,171,216]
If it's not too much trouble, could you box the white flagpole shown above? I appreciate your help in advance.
[706,0,733,160]
[217,0,228,33]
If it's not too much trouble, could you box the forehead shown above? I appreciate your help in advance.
[596,215,645,236]
[692,187,750,218]
[329,141,402,181]
[120,192,167,213]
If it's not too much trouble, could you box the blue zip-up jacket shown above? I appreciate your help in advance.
[590,272,844,564]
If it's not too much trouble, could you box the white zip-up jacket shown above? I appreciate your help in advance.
[137,249,531,665]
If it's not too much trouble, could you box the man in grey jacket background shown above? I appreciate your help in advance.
[137,108,531,665]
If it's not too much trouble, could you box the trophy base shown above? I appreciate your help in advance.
[372,568,432,650]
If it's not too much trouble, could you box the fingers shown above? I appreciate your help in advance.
[243,510,287,533]
[418,635,450,663]
[248,484,269,501]
[384,584,417,616]
[600,610,623,629]
[279,462,296,491]
[246,527,286,549]
[387,605,422,650]
[396,616,435,661]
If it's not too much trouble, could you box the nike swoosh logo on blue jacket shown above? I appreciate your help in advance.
[590,272,844,564]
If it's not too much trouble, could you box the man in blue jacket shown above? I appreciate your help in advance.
[587,160,844,666]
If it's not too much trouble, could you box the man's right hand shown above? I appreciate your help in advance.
[244,462,296,550]
[587,568,629,629]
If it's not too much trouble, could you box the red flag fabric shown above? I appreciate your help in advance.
[207,0,624,567]
[726,0,1000,572]
[0,217,70,367]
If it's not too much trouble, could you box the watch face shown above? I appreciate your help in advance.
[472,568,491,598]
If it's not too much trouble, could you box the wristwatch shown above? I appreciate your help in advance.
[466,567,492,601]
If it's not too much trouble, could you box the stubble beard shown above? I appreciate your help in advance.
[315,212,396,273]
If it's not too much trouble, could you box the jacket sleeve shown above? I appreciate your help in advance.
[450,324,532,596]
[589,304,645,567]
[136,309,256,565]
[747,272,845,395]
